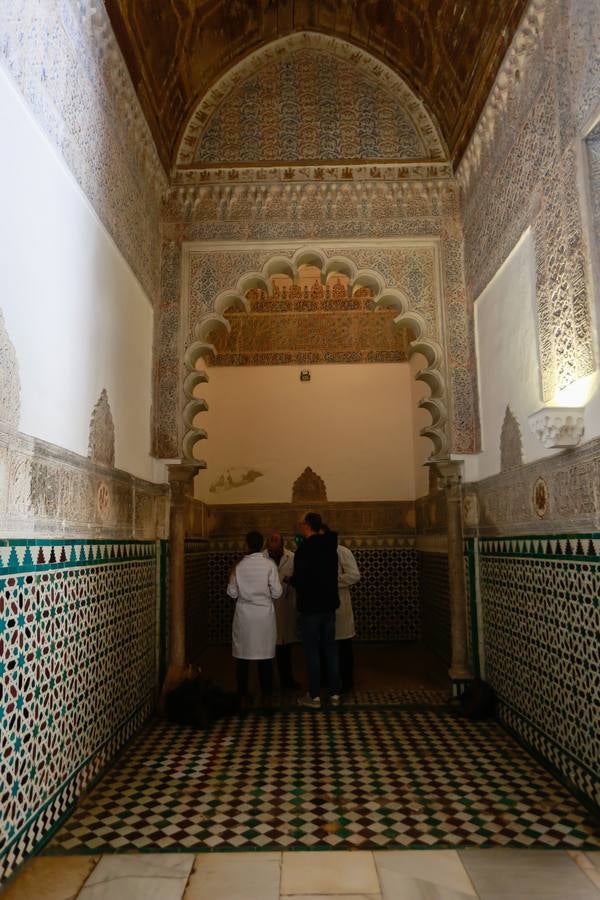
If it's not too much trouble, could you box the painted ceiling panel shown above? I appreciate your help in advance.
[104,0,530,169]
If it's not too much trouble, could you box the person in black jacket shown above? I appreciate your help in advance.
[292,511,341,708]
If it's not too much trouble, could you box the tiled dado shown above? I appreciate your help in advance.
[0,429,168,540]
[477,534,600,812]
[0,539,160,881]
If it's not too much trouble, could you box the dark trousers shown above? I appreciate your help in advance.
[301,611,341,699]
[338,638,354,693]
[321,638,354,693]
[276,643,296,689]
[235,658,273,697]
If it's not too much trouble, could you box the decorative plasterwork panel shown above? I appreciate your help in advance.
[500,406,523,472]
[178,240,452,463]
[0,309,20,432]
[155,183,478,460]
[292,467,327,503]
[0,426,167,540]
[88,389,115,468]
[0,0,167,299]
[178,35,443,167]
[459,0,599,401]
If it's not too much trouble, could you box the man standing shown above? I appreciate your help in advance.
[227,531,282,712]
[292,512,341,708]
[264,532,299,691]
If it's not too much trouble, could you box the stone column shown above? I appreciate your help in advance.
[435,459,472,694]
[163,463,201,699]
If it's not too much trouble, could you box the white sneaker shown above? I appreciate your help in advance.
[297,693,321,709]
[330,694,341,707]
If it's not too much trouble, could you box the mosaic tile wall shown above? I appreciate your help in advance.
[185,540,209,665]
[478,534,600,812]
[206,547,419,645]
[417,552,451,664]
[0,0,166,300]
[0,539,159,881]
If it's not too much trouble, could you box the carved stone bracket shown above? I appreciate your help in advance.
[529,407,585,449]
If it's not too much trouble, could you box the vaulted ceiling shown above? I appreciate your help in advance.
[105,0,529,171]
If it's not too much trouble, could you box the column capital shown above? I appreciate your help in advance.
[432,458,463,491]
[168,462,203,503]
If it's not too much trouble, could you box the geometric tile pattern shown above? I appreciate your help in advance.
[185,541,209,663]
[47,707,600,854]
[0,540,158,881]
[418,552,451,663]
[478,533,600,812]
[207,549,419,644]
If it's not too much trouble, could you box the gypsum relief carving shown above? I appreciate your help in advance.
[0,308,21,431]
[88,389,115,468]
[292,467,327,503]
[500,405,523,471]
[182,245,450,463]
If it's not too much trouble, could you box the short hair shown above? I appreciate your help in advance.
[246,530,264,552]
[320,522,330,533]
[303,512,322,533]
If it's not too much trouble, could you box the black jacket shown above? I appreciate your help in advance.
[292,530,339,615]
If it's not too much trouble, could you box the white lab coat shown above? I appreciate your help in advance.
[227,553,282,659]
[263,548,297,645]
[336,544,361,640]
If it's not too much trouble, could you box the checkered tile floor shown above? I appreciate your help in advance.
[47,696,600,854]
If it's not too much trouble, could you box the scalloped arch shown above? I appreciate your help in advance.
[176,32,447,168]
[182,245,450,461]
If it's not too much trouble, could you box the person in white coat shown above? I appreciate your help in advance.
[264,532,299,690]
[320,525,361,693]
[227,530,282,710]
[336,542,361,693]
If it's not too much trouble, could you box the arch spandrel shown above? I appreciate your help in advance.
[176,33,447,169]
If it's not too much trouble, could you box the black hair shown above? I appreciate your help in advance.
[320,522,330,533]
[246,531,264,552]
[303,512,322,533]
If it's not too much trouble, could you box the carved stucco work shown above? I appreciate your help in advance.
[189,45,431,167]
[292,467,328,503]
[500,406,523,472]
[0,0,167,300]
[0,308,20,432]
[459,0,600,401]
[88,389,115,468]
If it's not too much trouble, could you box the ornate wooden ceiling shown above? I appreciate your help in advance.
[105,0,529,171]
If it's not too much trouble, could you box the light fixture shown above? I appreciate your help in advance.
[528,407,585,449]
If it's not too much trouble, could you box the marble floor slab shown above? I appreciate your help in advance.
[184,851,281,899]
[280,850,380,895]
[374,850,477,899]
[0,855,99,900]
[459,848,600,899]
[77,853,194,900]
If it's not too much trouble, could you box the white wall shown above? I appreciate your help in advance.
[473,230,551,479]
[194,363,425,503]
[0,65,156,481]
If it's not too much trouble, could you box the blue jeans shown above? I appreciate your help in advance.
[300,611,341,699]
